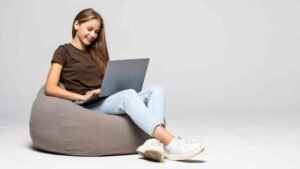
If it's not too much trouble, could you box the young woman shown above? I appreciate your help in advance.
[45,8,204,162]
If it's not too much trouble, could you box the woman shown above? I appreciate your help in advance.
[45,8,204,162]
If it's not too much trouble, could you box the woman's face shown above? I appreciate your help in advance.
[74,19,101,47]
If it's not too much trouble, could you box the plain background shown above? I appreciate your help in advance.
[0,0,300,168]
[1,0,299,126]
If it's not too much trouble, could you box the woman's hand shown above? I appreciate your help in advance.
[82,88,101,101]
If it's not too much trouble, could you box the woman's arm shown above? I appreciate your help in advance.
[45,63,85,101]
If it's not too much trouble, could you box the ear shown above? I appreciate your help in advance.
[74,20,80,31]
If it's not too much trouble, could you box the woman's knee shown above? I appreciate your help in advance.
[120,89,138,100]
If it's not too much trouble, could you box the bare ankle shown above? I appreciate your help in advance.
[153,125,175,146]
[161,135,174,146]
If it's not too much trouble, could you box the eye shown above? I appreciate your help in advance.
[87,26,95,31]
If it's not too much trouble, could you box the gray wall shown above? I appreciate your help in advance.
[1,0,299,126]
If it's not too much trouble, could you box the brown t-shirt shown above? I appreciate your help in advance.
[51,43,102,95]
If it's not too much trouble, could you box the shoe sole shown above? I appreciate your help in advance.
[137,149,164,162]
[166,146,205,161]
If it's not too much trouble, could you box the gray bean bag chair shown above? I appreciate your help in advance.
[29,85,149,156]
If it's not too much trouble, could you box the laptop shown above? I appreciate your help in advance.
[74,58,149,106]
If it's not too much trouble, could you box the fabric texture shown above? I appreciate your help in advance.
[29,85,149,156]
[51,43,103,95]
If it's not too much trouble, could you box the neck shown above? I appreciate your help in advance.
[71,37,86,50]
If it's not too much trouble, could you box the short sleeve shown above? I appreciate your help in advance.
[51,46,67,66]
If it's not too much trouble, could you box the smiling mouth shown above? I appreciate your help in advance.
[86,36,93,43]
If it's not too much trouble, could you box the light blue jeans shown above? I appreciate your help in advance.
[87,86,165,136]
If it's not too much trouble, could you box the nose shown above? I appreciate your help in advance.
[91,32,97,38]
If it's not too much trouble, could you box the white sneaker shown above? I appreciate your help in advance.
[136,138,165,162]
[165,137,204,161]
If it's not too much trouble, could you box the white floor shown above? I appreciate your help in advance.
[1,111,300,169]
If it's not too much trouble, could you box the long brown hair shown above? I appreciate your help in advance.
[72,8,109,77]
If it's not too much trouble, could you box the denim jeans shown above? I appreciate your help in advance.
[87,86,165,136]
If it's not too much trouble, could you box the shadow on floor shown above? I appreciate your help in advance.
[138,157,207,163]
[27,142,138,157]
[27,142,207,163]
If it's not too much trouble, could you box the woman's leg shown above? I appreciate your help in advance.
[138,86,165,126]
[152,125,174,145]
[88,87,204,161]
[138,86,174,144]
[135,88,204,161]
[88,88,163,136]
